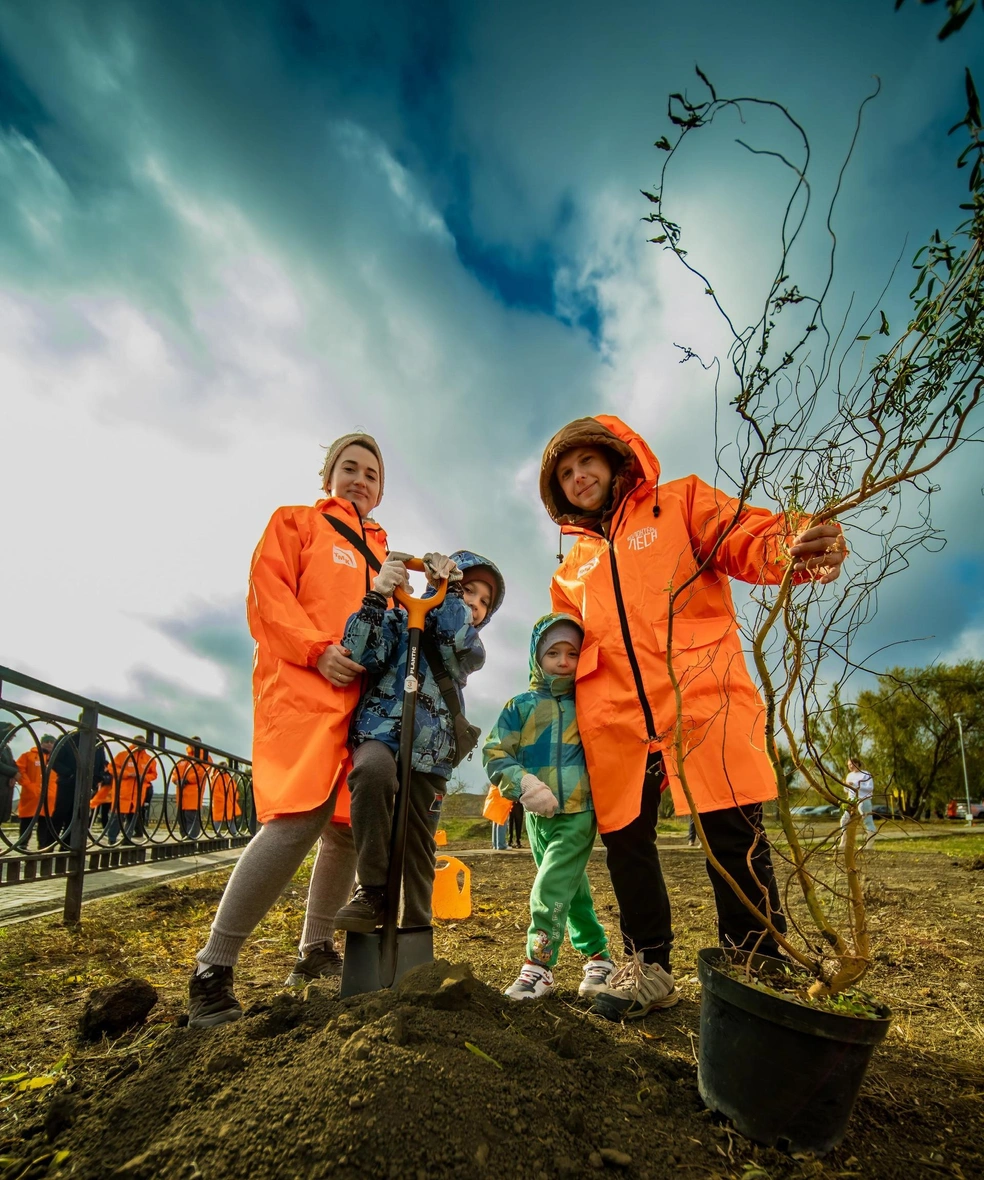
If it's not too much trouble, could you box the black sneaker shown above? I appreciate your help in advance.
[335,886,387,933]
[284,942,343,986]
[188,964,243,1029]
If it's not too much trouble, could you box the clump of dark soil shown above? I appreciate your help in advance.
[78,978,158,1042]
[2,850,984,1178]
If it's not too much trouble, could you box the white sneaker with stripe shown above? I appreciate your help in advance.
[504,961,555,1001]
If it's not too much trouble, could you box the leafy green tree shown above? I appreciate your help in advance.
[809,684,870,793]
[855,662,984,815]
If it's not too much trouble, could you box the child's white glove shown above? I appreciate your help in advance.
[422,552,462,585]
[520,774,558,817]
[372,554,411,597]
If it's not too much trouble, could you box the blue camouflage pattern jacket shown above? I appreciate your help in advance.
[482,613,592,814]
[343,551,505,778]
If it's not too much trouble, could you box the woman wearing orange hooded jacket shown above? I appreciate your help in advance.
[15,735,57,849]
[190,433,392,1029]
[539,415,847,1020]
[104,738,158,844]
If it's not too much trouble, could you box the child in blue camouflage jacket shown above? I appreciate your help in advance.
[335,550,504,933]
[483,614,614,1001]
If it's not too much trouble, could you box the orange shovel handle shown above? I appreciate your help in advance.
[393,558,448,630]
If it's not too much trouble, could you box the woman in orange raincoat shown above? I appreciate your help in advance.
[190,433,391,1029]
[104,737,158,843]
[170,740,212,840]
[538,415,847,1020]
[15,735,57,849]
[209,762,242,834]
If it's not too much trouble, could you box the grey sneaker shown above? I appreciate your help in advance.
[284,942,343,987]
[335,886,387,933]
[577,957,616,999]
[188,964,242,1029]
[591,954,680,1020]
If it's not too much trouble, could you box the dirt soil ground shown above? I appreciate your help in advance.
[1,847,983,1179]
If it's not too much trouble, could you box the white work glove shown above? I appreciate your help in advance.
[422,552,462,585]
[520,774,558,818]
[372,553,412,597]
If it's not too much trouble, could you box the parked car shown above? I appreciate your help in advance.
[870,804,902,820]
[953,802,984,820]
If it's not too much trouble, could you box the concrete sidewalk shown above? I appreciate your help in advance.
[0,846,245,927]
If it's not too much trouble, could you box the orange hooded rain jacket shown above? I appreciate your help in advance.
[15,748,56,819]
[209,767,241,822]
[248,496,388,824]
[542,415,804,833]
[171,747,212,812]
[112,745,158,814]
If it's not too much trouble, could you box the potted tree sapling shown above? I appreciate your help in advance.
[644,64,984,1154]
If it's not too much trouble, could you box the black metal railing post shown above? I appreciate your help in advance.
[63,703,98,924]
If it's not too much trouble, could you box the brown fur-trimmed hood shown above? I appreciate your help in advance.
[539,415,659,527]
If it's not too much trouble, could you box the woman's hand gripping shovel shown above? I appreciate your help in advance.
[340,559,448,998]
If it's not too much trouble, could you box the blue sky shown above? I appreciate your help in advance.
[1,0,981,784]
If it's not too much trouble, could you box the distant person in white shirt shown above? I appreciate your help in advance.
[841,757,876,847]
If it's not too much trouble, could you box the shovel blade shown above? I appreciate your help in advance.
[339,926,434,998]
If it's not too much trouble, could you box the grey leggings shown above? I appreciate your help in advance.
[197,797,356,968]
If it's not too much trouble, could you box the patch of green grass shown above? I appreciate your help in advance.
[440,818,488,842]
[877,835,984,858]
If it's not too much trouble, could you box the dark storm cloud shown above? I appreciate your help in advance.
[1,0,982,750]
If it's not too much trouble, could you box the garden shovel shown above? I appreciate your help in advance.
[340,559,448,998]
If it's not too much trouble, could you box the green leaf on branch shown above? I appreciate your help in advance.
[879,310,891,335]
[939,3,976,40]
[965,68,982,127]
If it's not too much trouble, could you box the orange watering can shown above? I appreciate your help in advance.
[432,855,471,919]
[482,784,512,826]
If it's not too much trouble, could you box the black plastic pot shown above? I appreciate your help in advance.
[697,947,891,1155]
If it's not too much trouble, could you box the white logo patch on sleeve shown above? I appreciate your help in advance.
[576,556,600,580]
[333,545,357,567]
[626,526,658,551]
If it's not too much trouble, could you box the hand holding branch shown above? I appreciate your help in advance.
[790,523,848,584]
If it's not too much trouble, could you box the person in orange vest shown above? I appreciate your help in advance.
[209,762,242,835]
[538,415,847,1020]
[15,734,58,849]
[171,739,211,840]
[189,433,389,1029]
[105,737,158,844]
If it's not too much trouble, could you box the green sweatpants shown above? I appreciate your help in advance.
[526,810,608,968]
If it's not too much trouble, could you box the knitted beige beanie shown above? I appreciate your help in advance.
[319,432,385,503]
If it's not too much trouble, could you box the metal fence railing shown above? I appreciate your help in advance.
[0,665,255,922]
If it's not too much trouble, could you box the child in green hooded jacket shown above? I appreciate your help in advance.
[483,614,613,1000]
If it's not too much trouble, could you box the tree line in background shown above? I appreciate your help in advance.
[807,661,983,816]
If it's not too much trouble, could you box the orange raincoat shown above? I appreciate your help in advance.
[15,748,56,819]
[171,747,212,811]
[544,415,803,832]
[112,745,158,814]
[248,496,388,824]
[209,767,241,822]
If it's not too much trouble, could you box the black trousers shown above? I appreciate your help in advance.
[507,802,524,846]
[348,740,445,927]
[599,753,786,971]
